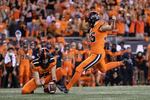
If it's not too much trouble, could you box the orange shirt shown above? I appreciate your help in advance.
[129,21,136,33]
[12,9,20,20]
[0,45,7,56]
[84,48,91,59]
[108,10,118,17]
[136,21,144,33]
[147,16,150,25]
[75,50,85,62]
[60,20,68,34]
[62,50,74,70]
[70,48,77,57]
[18,49,32,63]
[89,20,108,54]
[63,10,71,21]
[147,44,150,61]
[145,9,150,25]
[116,0,121,5]
[116,21,125,34]
[18,0,24,4]
[63,51,74,62]
[48,23,57,33]
[55,20,61,35]
[62,48,77,64]
[0,22,7,34]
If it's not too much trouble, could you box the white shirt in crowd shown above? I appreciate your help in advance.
[4,52,16,67]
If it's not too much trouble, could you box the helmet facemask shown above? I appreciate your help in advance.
[40,48,50,69]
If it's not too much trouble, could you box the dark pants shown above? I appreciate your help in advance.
[2,67,19,88]
[72,62,81,76]
[104,70,121,86]
[121,67,133,85]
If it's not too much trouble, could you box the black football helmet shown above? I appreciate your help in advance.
[23,40,28,51]
[87,11,100,28]
[39,48,50,69]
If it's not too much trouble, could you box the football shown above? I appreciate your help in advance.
[44,82,56,94]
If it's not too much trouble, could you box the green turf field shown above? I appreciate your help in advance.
[0,86,150,100]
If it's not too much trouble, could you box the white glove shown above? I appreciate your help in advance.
[33,71,43,86]
[40,77,45,85]
[112,16,116,20]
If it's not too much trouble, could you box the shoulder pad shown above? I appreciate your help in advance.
[49,57,55,63]
[32,57,40,67]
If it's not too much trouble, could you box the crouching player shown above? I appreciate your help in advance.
[22,48,65,94]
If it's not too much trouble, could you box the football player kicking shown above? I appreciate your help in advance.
[60,11,131,93]
[22,48,65,94]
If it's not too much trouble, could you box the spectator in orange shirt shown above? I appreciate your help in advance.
[47,20,57,36]
[18,42,32,87]
[78,68,95,87]
[129,17,136,37]
[136,16,145,39]
[0,17,7,37]
[116,16,125,36]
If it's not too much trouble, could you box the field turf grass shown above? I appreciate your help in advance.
[0,86,150,100]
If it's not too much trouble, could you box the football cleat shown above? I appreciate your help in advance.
[56,83,68,94]
[56,76,68,93]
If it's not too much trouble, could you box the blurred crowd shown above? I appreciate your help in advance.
[0,0,150,38]
[0,0,150,88]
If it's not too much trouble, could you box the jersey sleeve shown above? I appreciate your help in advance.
[47,54,56,70]
[98,21,111,32]
[49,55,55,63]
[31,57,40,72]
[32,57,40,67]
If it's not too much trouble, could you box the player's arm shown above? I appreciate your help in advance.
[32,71,45,86]
[99,16,116,32]
[51,64,57,82]
[49,57,56,69]
[31,63,44,86]
[31,57,44,86]
[48,56,57,81]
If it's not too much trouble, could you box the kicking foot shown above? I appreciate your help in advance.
[56,84,69,93]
